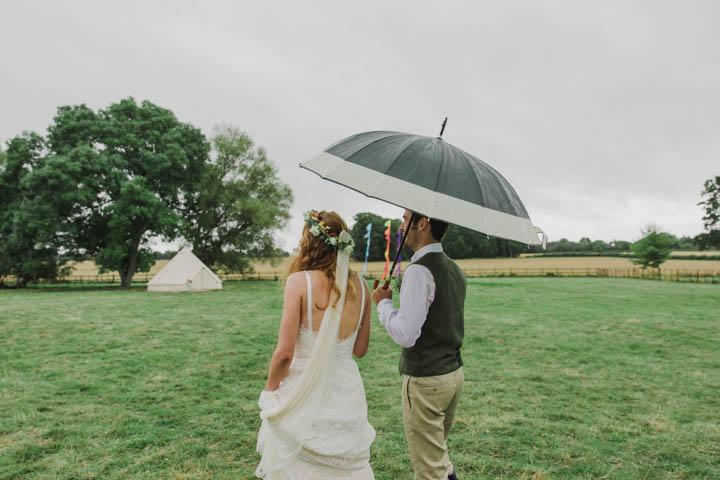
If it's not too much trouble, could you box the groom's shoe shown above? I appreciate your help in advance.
[448,470,459,480]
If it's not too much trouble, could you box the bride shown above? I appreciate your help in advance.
[256,210,376,479]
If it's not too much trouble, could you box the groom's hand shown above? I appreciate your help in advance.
[372,282,393,305]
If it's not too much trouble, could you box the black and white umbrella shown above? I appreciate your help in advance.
[301,127,546,248]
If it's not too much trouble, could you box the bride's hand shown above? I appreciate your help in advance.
[258,389,281,410]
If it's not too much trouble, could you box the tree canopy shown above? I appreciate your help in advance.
[182,125,293,273]
[695,176,720,250]
[0,99,296,287]
[349,212,405,262]
[19,98,210,286]
[0,133,67,287]
[631,224,674,271]
[442,225,528,258]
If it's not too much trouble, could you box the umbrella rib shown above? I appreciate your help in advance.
[463,152,487,211]
[432,142,447,193]
[366,137,427,200]
[380,136,426,176]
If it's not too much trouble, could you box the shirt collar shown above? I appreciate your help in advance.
[411,243,443,263]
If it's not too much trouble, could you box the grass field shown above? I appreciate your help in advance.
[1,279,719,479]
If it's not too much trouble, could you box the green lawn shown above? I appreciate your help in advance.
[1,279,718,479]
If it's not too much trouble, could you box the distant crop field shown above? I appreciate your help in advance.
[668,250,720,256]
[64,253,720,281]
[221,255,720,276]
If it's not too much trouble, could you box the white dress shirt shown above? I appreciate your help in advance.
[377,243,443,348]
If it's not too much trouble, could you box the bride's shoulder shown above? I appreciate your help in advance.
[284,271,307,293]
[286,271,306,281]
[351,271,366,288]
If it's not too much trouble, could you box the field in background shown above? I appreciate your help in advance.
[65,254,720,281]
[1,278,718,479]
[521,250,720,258]
[665,250,720,256]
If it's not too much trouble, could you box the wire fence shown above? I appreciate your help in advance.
[24,267,720,286]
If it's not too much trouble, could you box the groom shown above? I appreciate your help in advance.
[372,210,466,480]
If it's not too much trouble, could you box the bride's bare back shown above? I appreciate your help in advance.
[300,270,369,341]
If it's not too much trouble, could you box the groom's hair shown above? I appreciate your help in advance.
[410,212,449,241]
[429,218,449,241]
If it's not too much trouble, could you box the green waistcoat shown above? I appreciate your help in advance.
[399,251,467,377]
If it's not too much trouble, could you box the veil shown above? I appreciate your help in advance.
[255,249,351,479]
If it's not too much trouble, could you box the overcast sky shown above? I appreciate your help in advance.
[2,1,718,250]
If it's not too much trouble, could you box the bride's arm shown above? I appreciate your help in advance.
[264,272,303,391]
[353,277,371,358]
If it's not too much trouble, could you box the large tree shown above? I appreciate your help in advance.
[182,125,293,273]
[0,134,67,287]
[28,98,210,287]
[631,224,674,273]
[695,176,720,250]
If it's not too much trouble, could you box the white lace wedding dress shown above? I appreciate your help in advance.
[256,271,376,479]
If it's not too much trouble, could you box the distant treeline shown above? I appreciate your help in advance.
[153,219,708,262]
[543,235,698,254]
[347,212,707,261]
[348,212,531,262]
[153,251,177,260]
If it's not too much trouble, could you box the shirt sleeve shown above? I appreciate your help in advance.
[377,264,435,348]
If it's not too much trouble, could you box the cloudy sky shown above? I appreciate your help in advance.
[2,1,718,250]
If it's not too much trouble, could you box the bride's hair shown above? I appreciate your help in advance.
[287,210,356,309]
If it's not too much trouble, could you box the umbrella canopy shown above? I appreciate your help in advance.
[301,130,545,246]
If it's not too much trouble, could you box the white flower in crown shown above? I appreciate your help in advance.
[329,236,338,246]
[338,231,354,254]
[309,225,321,236]
[303,211,311,221]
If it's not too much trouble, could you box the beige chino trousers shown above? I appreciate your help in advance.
[401,367,464,480]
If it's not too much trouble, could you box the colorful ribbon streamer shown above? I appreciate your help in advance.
[361,223,372,277]
[381,219,392,280]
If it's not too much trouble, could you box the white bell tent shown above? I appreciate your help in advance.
[147,247,222,292]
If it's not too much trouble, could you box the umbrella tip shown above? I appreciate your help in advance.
[438,117,448,138]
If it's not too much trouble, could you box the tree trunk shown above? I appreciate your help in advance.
[120,239,141,288]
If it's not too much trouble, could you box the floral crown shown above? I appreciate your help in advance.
[303,210,355,255]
